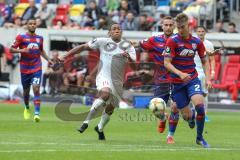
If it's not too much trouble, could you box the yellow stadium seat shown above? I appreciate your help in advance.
[171,0,178,7]
[69,4,85,17]
[14,3,29,17]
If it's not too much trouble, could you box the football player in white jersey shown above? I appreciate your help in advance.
[195,26,216,122]
[60,23,136,140]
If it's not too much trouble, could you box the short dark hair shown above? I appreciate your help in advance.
[175,13,188,24]
[140,14,148,18]
[196,26,207,32]
[27,18,36,23]
[228,22,236,28]
[108,22,120,31]
[217,19,224,23]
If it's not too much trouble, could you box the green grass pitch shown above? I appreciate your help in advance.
[0,103,240,160]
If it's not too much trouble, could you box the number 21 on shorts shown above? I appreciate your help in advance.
[33,77,40,85]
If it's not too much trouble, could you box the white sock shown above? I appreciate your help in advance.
[83,98,106,124]
[97,112,110,132]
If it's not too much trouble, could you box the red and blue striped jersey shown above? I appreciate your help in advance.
[164,33,206,83]
[11,33,43,74]
[140,34,170,83]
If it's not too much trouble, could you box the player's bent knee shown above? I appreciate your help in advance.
[99,88,112,101]
[191,94,204,106]
[105,104,114,115]
[170,102,179,113]
[181,108,191,121]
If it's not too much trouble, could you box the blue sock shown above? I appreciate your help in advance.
[168,111,179,136]
[33,95,40,115]
[195,104,205,140]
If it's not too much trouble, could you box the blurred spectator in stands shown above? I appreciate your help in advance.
[2,3,15,26]
[83,0,104,28]
[118,9,127,27]
[108,10,119,23]
[214,19,226,33]
[62,19,80,29]
[228,22,238,33]
[63,55,88,90]
[3,16,22,28]
[122,11,138,31]
[138,14,152,31]
[106,0,119,13]
[51,20,64,29]
[36,17,46,28]
[128,0,139,15]
[42,50,63,95]
[96,0,106,9]
[152,13,166,32]
[125,52,154,91]
[176,0,194,10]
[216,0,229,21]
[118,0,135,14]
[98,16,111,30]
[21,0,38,25]
[34,0,52,28]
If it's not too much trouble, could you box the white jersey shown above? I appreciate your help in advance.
[194,39,214,74]
[194,39,214,94]
[88,37,136,106]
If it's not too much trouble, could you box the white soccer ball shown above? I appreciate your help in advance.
[149,98,166,117]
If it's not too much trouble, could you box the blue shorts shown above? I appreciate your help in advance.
[21,70,42,88]
[171,78,203,109]
[154,83,171,104]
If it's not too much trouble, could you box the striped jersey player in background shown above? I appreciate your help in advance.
[10,18,53,122]
[164,13,212,148]
[139,16,180,144]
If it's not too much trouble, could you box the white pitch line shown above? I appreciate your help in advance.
[0,148,240,153]
[0,142,240,152]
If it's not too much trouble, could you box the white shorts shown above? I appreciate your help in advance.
[96,76,123,107]
[198,73,208,94]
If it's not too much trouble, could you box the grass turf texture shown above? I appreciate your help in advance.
[0,103,240,160]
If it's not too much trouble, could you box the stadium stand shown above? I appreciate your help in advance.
[212,55,240,101]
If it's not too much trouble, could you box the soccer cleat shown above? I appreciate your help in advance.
[94,126,105,140]
[188,109,196,129]
[205,116,210,122]
[188,119,195,129]
[78,123,88,133]
[34,115,40,123]
[196,138,210,148]
[166,136,175,144]
[158,120,166,133]
[24,108,31,120]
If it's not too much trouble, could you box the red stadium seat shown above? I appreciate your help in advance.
[52,15,68,25]
[212,62,221,81]
[214,54,221,63]
[228,55,240,63]
[213,63,240,89]
[56,4,70,15]
[212,63,240,101]
[19,0,29,3]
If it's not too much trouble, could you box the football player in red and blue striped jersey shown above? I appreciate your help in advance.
[140,16,179,144]
[10,18,53,122]
[164,13,211,148]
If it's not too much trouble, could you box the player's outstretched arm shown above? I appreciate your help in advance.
[41,50,52,63]
[164,57,191,82]
[208,55,215,79]
[61,43,91,61]
[201,58,212,88]
[9,47,29,54]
